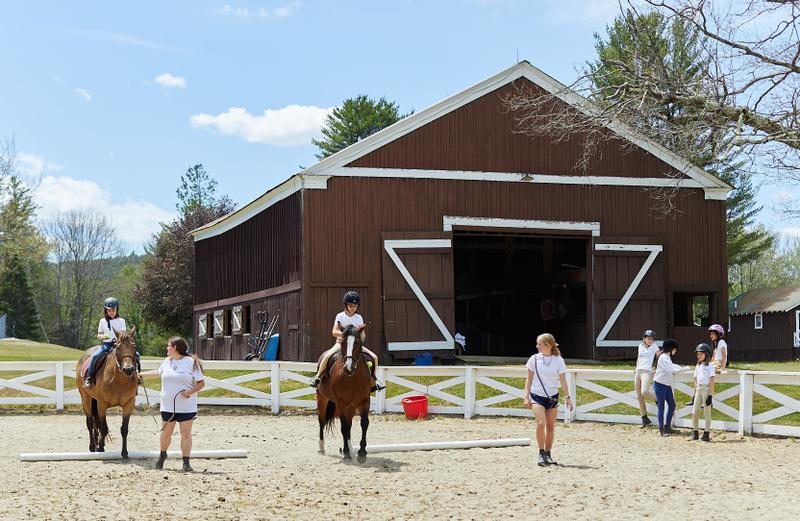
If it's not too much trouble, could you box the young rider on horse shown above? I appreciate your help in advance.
[310,291,384,391]
[84,297,139,388]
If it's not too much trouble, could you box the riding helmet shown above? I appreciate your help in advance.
[643,329,657,339]
[695,343,712,357]
[343,291,361,306]
[661,338,679,352]
[104,297,120,310]
[708,324,725,337]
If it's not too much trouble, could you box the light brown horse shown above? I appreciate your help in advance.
[76,328,139,458]
[316,324,372,462]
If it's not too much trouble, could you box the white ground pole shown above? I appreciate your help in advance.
[365,438,530,454]
[20,449,248,462]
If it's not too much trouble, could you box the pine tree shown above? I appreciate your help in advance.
[176,164,233,215]
[312,95,410,159]
[0,254,41,340]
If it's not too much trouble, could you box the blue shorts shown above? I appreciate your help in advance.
[161,412,197,422]
[530,392,560,410]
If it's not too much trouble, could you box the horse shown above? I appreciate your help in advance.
[76,328,139,458]
[316,324,372,463]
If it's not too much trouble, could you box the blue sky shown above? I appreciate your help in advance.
[1,1,794,251]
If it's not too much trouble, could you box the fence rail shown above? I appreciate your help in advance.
[1,361,799,437]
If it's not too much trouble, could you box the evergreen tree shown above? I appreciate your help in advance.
[312,95,410,159]
[176,164,233,214]
[0,254,40,340]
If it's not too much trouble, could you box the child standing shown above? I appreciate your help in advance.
[652,338,689,436]
[691,343,716,442]
[84,297,128,388]
[310,291,383,391]
[634,329,660,428]
[523,333,573,466]
[708,324,728,374]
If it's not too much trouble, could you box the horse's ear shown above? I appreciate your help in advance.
[129,325,137,337]
[357,324,367,332]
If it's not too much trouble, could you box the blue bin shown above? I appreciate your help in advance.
[414,352,433,366]
[262,334,280,361]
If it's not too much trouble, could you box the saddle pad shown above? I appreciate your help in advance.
[80,349,111,378]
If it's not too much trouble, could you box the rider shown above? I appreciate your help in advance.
[310,291,384,391]
[84,297,135,388]
[708,324,728,373]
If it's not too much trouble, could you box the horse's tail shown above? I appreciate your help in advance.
[323,400,337,434]
[90,398,100,437]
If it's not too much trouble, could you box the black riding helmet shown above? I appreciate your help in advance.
[695,343,712,357]
[343,291,361,306]
[661,338,679,353]
[104,297,119,310]
[643,329,657,339]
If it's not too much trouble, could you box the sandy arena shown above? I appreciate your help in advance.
[0,411,797,520]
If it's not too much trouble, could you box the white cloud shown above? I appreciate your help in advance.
[542,0,619,25]
[16,152,64,180]
[154,73,187,89]
[216,2,300,18]
[74,88,92,102]
[778,226,800,238]
[272,2,301,18]
[34,175,174,251]
[190,104,332,146]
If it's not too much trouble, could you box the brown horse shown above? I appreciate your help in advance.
[76,328,139,458]
[317,324,372,462]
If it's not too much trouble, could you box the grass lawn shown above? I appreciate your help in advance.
[2,340,799,426]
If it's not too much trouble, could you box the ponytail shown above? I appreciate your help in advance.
[537,333,561,357]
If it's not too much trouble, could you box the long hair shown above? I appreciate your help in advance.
[537,333,561,357]
[170,336,204,372]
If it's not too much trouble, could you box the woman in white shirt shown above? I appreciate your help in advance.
[708,324,728,374]
[653,338,689,436]
[141,336,205,472]
[691,343,716,441]
[523,333,573,466]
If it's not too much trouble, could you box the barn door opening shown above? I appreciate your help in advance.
[452,233,589,358]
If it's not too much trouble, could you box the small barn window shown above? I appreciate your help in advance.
[232,306,243,335]
[198,315,207,338]
[673,293,712,327]
[213,310,224,337]
[754,313,763,330]
[242,305,251,335]
[223,309,233,336]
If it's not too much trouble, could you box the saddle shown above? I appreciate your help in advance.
[323,352,372,380]
[80,349,112,379]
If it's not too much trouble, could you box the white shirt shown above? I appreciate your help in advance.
[653,353,688,386]
[713,339,728,366]
[97,317,127,341]
[526,353,567,397]
[334,311,364,330]
[694,363,716,386]
[158,356,204,413]
[635,341,659,372]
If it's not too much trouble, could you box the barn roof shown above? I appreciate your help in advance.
[729,286,800,315]
[192,60,732,241]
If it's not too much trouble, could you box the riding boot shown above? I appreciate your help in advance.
[371,378,386,392]
[544,451,557,465]
[641,415,651,428]
[84,376,95,388]
[701,431,710,442]
[182,456,193,472]
[691,430,699,441]
[155,451,167,470]
[537,449,547,467]
[309,376,321,388]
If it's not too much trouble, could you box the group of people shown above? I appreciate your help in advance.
[633,325,728,439]
[83,297,205,472]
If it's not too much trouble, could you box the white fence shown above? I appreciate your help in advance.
[1,361,799,437]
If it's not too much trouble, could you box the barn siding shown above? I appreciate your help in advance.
[728,311,796,362]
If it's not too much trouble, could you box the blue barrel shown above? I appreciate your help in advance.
[414,352,433,366]
[262,334,280,361]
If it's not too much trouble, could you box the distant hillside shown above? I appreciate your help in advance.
[0,338,84,361]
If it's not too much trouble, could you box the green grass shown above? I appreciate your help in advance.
[0,339,84,361]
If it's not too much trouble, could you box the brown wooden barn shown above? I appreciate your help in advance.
[191,61,731,364]
[728,287,800,361]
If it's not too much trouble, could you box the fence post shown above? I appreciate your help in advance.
[375,366,386,415]
[565,371,577,423]
[738,371,753,436]
[270,362,281,415]
[464,367,476,419]
[55,362,64,410]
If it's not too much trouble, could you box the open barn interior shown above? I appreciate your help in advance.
[453,232,589,358]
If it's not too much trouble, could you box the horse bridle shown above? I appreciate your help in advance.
[112,339,137,375]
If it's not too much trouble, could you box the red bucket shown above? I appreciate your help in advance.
[401,395,428,420]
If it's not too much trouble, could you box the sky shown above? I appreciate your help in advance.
[1,0,796,252]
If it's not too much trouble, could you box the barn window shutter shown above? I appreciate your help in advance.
[232,306,242,334]
[213,310,224,337]
[198,316,207,337]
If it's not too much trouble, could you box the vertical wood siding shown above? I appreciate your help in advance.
[728,311,796,361]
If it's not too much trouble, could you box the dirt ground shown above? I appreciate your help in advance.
[0,410,797,520]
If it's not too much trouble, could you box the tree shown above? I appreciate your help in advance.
[41,211,123,348]
[0,254,41,340]
[505,1,800,216]
[312,95,410,159]
[729,236,800,297]
[176,163,233,215]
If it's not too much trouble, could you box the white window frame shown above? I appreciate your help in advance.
[213,310,224,337]
[198,315,207,338]
[594,244,664,348]
[754,313,763,330]
[232,306,242,335]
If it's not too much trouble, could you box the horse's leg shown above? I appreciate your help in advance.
[120,400,134,460]
[97,403,109,452]
[80,392,96,452]
[90,398,101,452]
[317,395,328,455]
[357,403,369,463]
[340,413,352,461]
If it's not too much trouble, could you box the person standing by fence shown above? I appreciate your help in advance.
[691,343,716,441]
[653,339,689,436]
[634,329,660,428]
[523,333,573,466]
[708,324,728,374]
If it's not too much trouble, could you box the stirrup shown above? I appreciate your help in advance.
[371,382,386,392]
[309,376,321,388]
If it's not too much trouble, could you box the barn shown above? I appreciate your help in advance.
[728,286,800,361]
[190,61,731,364]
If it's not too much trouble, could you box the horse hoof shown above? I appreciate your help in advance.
[121,453,129,460]
[318,449,325,455]
[357,453,367,464]
[343,454,352,462]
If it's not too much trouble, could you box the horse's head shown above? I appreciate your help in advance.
[113,326,138,377]
[339,324,366,376]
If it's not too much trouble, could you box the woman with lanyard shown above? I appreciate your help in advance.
[140,336,205,472]
[523,333,573,466]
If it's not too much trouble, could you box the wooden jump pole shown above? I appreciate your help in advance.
[365,437,531,454]
[20,449,248,462]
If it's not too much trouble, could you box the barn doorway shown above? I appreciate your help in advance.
[453,233,589,359]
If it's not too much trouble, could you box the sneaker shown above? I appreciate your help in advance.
[84,377,94,388]
[309,376,321,388]
[537,451,547,467]
[701,431,710,442]
[691,430,699,441]
[371,382,386,392]
[641,415,652,428]
[544,451,557,465]
[182,458,193,472]
[155,452,167,470]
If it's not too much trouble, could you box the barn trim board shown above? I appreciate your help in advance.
[594,244,663,348]
[443,216,601,236]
